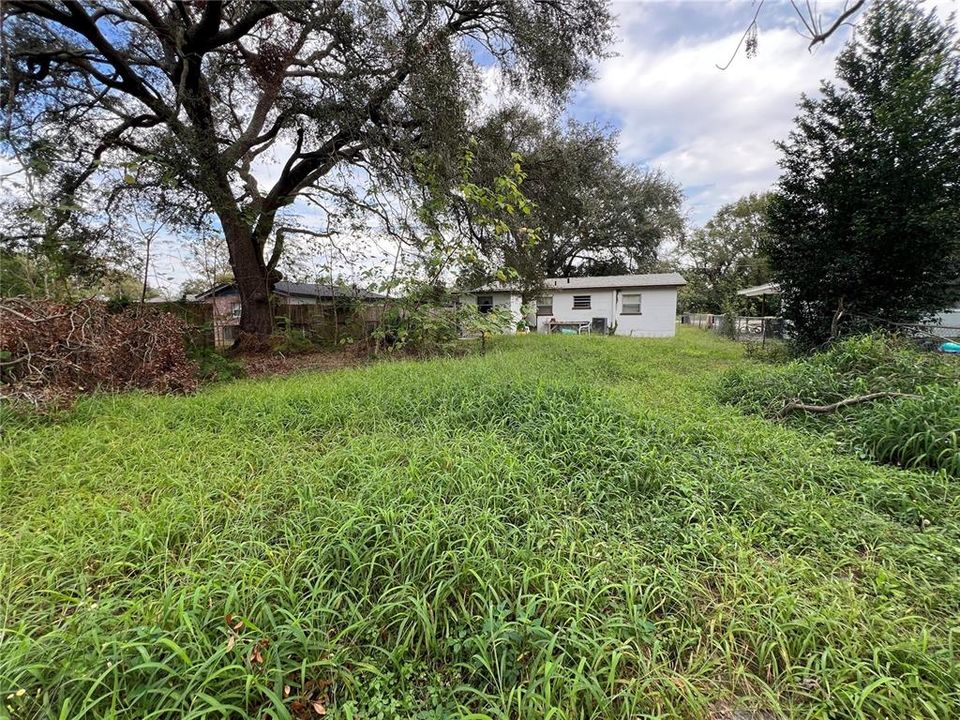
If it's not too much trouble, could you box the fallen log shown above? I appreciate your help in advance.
[778,391,919,417]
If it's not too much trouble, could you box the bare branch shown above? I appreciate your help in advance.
[778,392,919,417]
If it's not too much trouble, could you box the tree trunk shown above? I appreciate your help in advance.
[224,222,273,343]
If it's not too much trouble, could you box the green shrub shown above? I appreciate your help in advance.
[271,326,316,354]
[855,385,960,475]
[743,339,794,364]
[188,346,245,382]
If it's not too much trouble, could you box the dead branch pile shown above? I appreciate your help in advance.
[1,299,198,405]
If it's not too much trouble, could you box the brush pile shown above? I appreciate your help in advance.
[0,298,197,405]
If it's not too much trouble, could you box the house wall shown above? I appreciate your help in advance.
[461,292,524,334]
[534,286,679,337]
[209,290,242,347]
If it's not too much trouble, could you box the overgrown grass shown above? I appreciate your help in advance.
[2,329,959,719]
[718,334,960,475]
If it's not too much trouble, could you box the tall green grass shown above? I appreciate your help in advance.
[2,330,959,719]
[718,334,960,476]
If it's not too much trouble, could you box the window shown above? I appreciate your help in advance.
[572,295,591,310]
[230,302,242,320]
[536,295,553,315]
[476,295,494,314]
[622,293,642,314]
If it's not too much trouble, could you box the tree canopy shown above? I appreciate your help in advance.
[680,193,772,314]
[767,0,960,348]
[1,0,612,339]
[457,107,684,292]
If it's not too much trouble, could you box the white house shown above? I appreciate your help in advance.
[462,273,687,337]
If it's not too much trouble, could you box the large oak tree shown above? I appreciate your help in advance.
[1,0,611,338]
[680,193,772,314]
[458,106,684,292]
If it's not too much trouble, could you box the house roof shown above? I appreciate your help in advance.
[467,272,687,294]
[543,273,687,290]
[194,281,384,301]
[737,282,781,297]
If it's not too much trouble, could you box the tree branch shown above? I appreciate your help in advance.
[778,391,919,417]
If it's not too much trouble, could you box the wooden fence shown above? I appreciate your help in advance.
[148,300,385,348]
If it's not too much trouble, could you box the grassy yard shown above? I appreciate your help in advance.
[2,329,958,719]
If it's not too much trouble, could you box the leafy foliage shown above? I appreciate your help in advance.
[767,0,960,348]
[188,345,245,384]
[373,291,514,356]
[718,333,960,474]
[2,0,612,337]
[855,385,960,475]
[680,193,773,314]
[460,108,684,289]
[3,331,960,718]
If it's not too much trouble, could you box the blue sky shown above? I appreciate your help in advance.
[562,0,860,224]
[7,1,954,293]
[159,0,959,291]
[553,0,958,225]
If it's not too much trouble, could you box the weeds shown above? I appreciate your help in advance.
[2,330,959,718]
[719,333,960,475]
[188,345,246,383]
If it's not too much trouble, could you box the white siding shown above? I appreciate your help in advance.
[534,286,679,337]
[534,289,615,333]
[614,287,678,337]
[461,291,524,333]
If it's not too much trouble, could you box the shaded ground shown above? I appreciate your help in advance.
[238,347,369,379]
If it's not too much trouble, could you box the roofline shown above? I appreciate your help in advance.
[465,274,687,294]
[193,282,234,300]
[737,282,781,297]
[542,277,687,290]
[194,281,384,301]
[546,281,688,290]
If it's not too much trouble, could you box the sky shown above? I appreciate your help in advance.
[566,0,955,224]
[162,0,959,292]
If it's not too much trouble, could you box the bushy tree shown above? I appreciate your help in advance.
[1,0,611,340]
[681,193,772,313]
[767,0,960,348]
[458,107,684,291]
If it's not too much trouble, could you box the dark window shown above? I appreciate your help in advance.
[622,293,642,314]
[572,295,591,310]
[476,295,494,313]
[536,295,553,315]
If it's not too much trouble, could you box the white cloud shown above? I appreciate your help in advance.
[581,0,960,223]
[584,8,847,222]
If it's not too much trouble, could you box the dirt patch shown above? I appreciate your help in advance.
[709,704,778,720]
[239,348,369,379]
